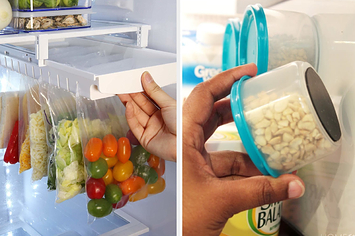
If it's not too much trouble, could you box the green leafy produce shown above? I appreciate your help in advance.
[55,118,85,203]
[18,0,29,9]
[18,0,44,8]
[60,0,78,7]
[47,158,56,190]
[32,0,43,7]
[43,0,59,8]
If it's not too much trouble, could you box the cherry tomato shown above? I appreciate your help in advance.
[112,194,129,209]
[130,145,150,166]
[148,177,166,194]
[103,134,118,157]
[136,165,158,184]
[148,154,160,168]
[84,138,103,162]
[102,168,113,185]
[88,158,108,179]
[117,137,131,163]
[129,185,148,202]
[102,153,118,168]
[154,159,165,177]
[113,160,133,182]
[88,198,112,218]
[119,176,145,195]
[86,177,106,199]
[126,130,140,145]
[105,184,122,204]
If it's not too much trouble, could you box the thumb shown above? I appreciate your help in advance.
[141,72,175,108]
[221,174,305,215]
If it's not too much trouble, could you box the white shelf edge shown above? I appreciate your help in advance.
[100,209,149,236]
[97,62,177,95]
[0,34,36,45]
[39,24,139,41]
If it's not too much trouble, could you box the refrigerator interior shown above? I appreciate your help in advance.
[268,1,355,235]
[0,0,177,235]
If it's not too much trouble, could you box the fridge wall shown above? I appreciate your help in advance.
[0,0,177,235]
[92,0,177,53]
[269,1,355,235]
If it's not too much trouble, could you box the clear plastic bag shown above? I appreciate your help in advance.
[0,67,21,149]
[18,76,31,173]
[38,80,56,190]
[48,86,85,203]
[26,77,48,181]
[76,91,166,221]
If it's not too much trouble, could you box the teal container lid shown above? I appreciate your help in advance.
[239,4,269,75]
[222,19,241,71]
[230,76,281,177]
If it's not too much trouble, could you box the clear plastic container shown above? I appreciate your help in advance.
[230,61,341,177]
[13,11,91,32]
[0,0,18,35]
[9,0,91,11]
[222,18,241,71]
[223,4,319,75]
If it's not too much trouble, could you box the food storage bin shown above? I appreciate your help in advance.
[0,0,18,35]
[13,11,91,32]
[230,61,341,177]
[223,4,319,75]
[9,0,91,11]
[222,18,241,71]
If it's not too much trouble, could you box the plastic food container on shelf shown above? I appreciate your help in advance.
[13,10,91,32]
[223,4,319,75]
[0,0,18,35]
[9,0,91,11]
[230,61,341,177]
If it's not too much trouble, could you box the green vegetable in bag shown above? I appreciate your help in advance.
[47,159,56,190]
[55,118,85,203]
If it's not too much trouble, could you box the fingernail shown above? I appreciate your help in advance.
[143,72,153,83]
[288,180,305,199]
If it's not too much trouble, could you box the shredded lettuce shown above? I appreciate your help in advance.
[55,118,84,203]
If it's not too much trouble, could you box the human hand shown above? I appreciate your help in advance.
[117,72,176,162]
[183,64,305,235]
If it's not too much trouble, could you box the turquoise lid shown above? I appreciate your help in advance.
[230,76,281,177]
[239,4,269,75]
[222,19,241,71]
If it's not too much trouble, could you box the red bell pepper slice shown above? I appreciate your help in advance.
[4,120,19,164]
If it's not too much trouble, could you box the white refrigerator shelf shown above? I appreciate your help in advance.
[0,36,176,99]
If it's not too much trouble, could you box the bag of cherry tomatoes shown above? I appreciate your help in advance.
[76,93,166,222]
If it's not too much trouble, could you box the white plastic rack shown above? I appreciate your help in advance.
[0,20,176,99]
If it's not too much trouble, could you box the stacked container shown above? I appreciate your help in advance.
[9,0,92,32]
[222,4,319,75]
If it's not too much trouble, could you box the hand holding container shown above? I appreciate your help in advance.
[230,61,341,177]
